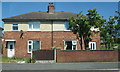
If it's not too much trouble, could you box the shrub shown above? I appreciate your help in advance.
[118,45,120,50]
[25,58,31,63]
[11,56,19,60]
[2,56,36,63]
[2,56,10,63]
[1,44,4,54]
[31,56,36,63]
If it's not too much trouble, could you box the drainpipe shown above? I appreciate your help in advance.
[51,20,53,48]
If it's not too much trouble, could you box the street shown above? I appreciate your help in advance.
[1,62,120,71]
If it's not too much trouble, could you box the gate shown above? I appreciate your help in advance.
[33,50,54,60]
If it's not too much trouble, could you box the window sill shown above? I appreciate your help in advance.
[12,30,19,31]
[28,30,40,31]
[28,52,32,53]
[64,30,71,31]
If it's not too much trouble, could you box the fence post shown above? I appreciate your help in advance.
[54,49,56,63]
[55,48,61,63]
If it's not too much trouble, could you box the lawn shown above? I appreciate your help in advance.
[1,56,31,63]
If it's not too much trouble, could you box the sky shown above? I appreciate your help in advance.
[0,2,119,28]
[1,0,120,2]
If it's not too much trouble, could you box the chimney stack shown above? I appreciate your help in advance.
[48,3,54,14]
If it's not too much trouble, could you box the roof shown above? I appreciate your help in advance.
[2,11,78,22]
[0,27,3,30]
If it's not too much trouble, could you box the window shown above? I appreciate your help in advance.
[33,41,40,51]
[28,22,40,31]
[28,40,40,53]
[89,41,96,50]
[13,24,18,30]
[64,40,77,50]
[64,21,70,31]
[28,40,33,53]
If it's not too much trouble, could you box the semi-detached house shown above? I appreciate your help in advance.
[0,27,3,56]
[2,3,100,57]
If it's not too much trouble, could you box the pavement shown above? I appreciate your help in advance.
[1,62,120,72]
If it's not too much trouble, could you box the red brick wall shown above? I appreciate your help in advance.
[53,31,81,50]
[56,49,119,62]
[4,31,100,57]
[90,32,100,50]
[4,31,53,57]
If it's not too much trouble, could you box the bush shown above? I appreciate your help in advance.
[31,56,36,63]
[118,45,120,50]
[1,44,4,54]
[11,56,19,60]
[25,58,31,63]
[2,56,36,63]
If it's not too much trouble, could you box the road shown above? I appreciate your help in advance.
[1,62,120,72]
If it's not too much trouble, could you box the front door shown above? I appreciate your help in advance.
[7,42,15,57]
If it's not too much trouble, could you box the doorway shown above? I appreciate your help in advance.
[7,41,15,57]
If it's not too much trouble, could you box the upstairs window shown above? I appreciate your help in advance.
[64,21,70,31]
[12,24,18,30]
[28,22,40,31]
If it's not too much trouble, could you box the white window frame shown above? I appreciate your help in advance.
[28,40,41,53]
[64,40,77,50]
[89,41,97,50]
[28,22,40,31]
[64,21,71,31]
[28,40,33,53]
[12,24,18,31]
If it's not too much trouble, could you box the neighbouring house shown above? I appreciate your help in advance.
[0,27,3,56]
[2,3,100,58]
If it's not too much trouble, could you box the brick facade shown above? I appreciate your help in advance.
[90,32,100,50]
[4,31,100,57]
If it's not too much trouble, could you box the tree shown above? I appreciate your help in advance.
[86,8,106,29]
[100,11,120,49]
[114,11,120,39]
[68,8,106,50]
[68,12,89,50]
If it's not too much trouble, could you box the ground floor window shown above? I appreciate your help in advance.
[28,40,40,53]
[64,40,77,50]
[89,41,96,50]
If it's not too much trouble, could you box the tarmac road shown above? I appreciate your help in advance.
[1,62,120,72]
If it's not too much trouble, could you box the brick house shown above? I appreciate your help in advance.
[2,3,100,58]
[0,27,3,55]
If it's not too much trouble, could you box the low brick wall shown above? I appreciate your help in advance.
[56,49,119,62]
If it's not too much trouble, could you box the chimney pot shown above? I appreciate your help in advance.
[48,2,54,14]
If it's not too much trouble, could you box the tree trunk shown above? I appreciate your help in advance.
[80,39,83,50]
[77,34,85,50]
[104,39,107,49]
[81,36,85,50]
